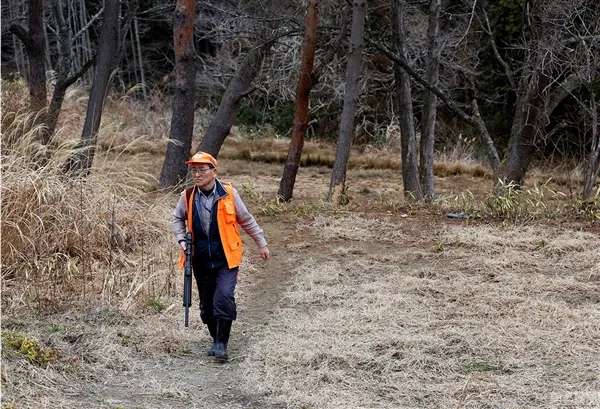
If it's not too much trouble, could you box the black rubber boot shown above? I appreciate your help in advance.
[214,319,232,361]
[206,320,217,356]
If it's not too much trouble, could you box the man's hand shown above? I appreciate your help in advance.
[259,246,270,261]
[180,241,187,251]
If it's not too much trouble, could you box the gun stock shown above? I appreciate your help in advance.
[183,232,193,327]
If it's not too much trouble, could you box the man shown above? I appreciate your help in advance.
[172,151,270,361]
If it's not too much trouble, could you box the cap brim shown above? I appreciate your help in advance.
[186,160,214,166]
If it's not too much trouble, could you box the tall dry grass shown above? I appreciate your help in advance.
[1,86,176,314]
[1,79,47,146]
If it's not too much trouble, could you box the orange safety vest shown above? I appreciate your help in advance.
[178,183,243,269]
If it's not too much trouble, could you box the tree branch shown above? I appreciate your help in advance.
[64,55,96,89]
[455,0,477,46]
[9,24,32,50]
[544,73,582,119]
[72,6,104,42]
[480,5,516,90]
[240,86,257,98]
[563,35,600,47]
[367,37,470,124]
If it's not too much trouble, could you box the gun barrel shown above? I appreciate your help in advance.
[183,232,193,327]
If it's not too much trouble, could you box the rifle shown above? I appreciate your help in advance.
[183,232,193,327]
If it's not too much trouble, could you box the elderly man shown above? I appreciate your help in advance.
[173,151,270,361]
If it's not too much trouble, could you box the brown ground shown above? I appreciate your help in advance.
[2,156,599,409]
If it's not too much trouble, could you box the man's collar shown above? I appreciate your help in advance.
[198,184,215,197]
[196,179,227,199]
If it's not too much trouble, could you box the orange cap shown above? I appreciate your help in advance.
[185,151,217,168]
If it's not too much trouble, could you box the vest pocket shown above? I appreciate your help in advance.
[229,240,241,250]
[224,201,236,223]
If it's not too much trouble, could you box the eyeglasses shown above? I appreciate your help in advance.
[191,167,213,175]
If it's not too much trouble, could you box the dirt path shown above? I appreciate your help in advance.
[71,217,302,409]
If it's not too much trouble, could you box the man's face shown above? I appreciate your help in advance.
[191,165,216,189]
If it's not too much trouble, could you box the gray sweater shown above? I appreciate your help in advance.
[172,181,268,249]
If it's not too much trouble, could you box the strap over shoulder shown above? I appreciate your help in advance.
[221,182,234,196]
[184,186,195,203]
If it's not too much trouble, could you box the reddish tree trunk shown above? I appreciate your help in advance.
[159,0,197,189]
[278,0,319,202]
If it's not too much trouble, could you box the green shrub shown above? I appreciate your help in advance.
[486,180,554,221]
[575,186,600,219]
[147,298,167,312]
[2,332,58,366]
[236,99,295,136]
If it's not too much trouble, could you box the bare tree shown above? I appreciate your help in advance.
[197,38,276,156]
[278,0,319,202]
[63,0,120,177]
[158,0,197,189]
[328,0,366,205]
[381,0,499,200]
[418,0,440,202]
[44,0,96,143]
[564,5,600,199]
[494,0,599,188]
[196,0,291,157]
[368,2,501,173]
[10,0,47,113]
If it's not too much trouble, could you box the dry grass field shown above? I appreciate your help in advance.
[1,87,599,409]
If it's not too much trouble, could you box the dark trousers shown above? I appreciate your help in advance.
[193,262,239,323]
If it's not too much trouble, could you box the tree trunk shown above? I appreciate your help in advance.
[63,0,120,177]
[158,0,197,189]
[45,1,72,141]
[10,0,47,113]
[583,88,599,200]
[544,74,581,120]
[278,0,319,202]
[129,26,139,85]
[470,99,499,170]
[496,69,548,187]
[9,0,25,74]
[46,59,94,142]
[328,0,366,205]
[43,14,52,72]
[133,16,148,100]
[392,0,421,201]
[419,0,440,202]
[197,40,275,156]
[495,0,553,188]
